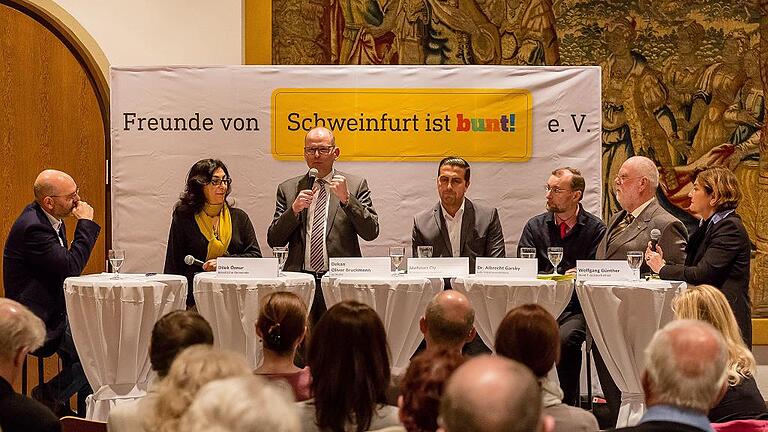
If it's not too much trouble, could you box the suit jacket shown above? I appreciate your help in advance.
[613,421,708,432]
[267,171,379,272]
[659,213,752,347]
[597,199,687,275]
[164,206,262,306]
[0,376,61,432]
[411,198,505,272]
[3,202,100,340]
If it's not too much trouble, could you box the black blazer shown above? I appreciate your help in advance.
[0,377,61,432]
[659,212,752,347]
[164,206,262,306]
[2,202,100,340]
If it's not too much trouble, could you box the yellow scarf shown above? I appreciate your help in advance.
[194,203,232,260]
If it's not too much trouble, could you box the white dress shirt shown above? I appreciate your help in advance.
[441,199,465,257]
[43,209,64,247]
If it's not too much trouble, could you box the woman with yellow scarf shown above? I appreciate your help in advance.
[164,159,262,307]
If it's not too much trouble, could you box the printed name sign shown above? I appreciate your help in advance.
[217,257,278,278]
[475,258,537,278]
[576,260,635,282]
[407,257,469,278]
[328,257,392,277]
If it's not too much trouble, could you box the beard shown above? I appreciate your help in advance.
[546,202,564,213]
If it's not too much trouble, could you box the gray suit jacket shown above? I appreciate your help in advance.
[597,199,687,274]
[411,198,505,272]
[267,171,379,272]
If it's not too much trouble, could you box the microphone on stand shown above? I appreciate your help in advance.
[184,255,205,267]
[650,229,661,252]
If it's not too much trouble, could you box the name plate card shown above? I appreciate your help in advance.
[576,260,635,282]
[217,257,278,278]
[328,257,392,277]
[408,257,469,278]
[475,258,537,278]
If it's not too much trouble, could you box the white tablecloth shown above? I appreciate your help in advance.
[576,280,686,427]
[193,272,315,369]
[451,276,574,350]
[64,273,187,421]
[321,276,443,373]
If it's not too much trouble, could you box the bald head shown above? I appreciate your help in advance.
[440,356,543,432]
[33,169,79,218]
[644,319,728,412]
[615,156,659,212]
[305,127,335,146]
[422,290,475,350]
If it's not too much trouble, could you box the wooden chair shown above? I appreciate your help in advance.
[60,417,107,432]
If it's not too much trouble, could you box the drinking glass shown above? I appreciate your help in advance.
[273,246,288,276]
[108,249,125,279]
[390,246,405,276]
[546,247,563,275]
[417,246,433,258]
[627,251,643,281]
[520,247,536,259]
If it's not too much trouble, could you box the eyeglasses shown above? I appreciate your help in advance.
[545,186,571,194]
[614,174,643,184]
[208,177,232,186]
[304,146,335,155]
[50,188,79,200]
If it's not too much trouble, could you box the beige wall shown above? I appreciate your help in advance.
[53,0,243,66]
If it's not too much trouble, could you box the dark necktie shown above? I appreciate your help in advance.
[608,213,634,245]
[309,180,328,272]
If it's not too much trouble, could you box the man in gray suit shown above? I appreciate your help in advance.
[267,127,379,323]
[412,156,505,273]
[594,155,687,426]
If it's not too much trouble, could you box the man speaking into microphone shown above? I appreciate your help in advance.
[267,126,379,324]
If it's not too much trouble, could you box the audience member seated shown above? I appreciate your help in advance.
[439,355,554,432]
[254,291,311,402]
[0,298,60,432]
[495,304,599,432]
[673,285,767,423]
[144,345,251,432]
[614,320,728,432]
[107,310,214,432]
[398,349,464,432]
[301,301,400,432]
[179,375,301,432]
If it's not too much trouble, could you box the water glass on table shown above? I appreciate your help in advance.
[390,246,405,276]
[546,247,563,275]
[520,247,536,259]
[417,246,433,258]
[108,249,125,279]
[273,246,288,276]
[627,251,643,281]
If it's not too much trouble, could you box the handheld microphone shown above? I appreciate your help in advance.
[650,229,661,252]
[307,168,319,190]
[184,255,205,267]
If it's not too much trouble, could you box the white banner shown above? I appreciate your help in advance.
[111,66,601,273]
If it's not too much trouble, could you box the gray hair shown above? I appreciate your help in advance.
[0,298,45,362]
[179,375,300,432]
[628,156,659,190]
[645,319,728,412]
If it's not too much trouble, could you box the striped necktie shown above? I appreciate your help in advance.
[608,213,634,245]
[309,180,327,272]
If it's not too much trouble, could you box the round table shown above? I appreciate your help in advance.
[576,279,686,427]
[64,273,187,421]
[193,271,315,369]
[321,275,443,373]
[451,276,574,350]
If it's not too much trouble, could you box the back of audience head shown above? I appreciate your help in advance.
[150,309,214,378]
[495,303,559,378]
[399,349,466,432]
[439,355,552,432]
[179,375,300,432]
[0,298,45,380]
[149,345,251,432]
[673,284,755,385]
[643,319,728,412]
[421,290,475,353]
[256,291,308,356]
[307,300,390,432]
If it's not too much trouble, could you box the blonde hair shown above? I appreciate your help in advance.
[147,345,251,432]
[673,285,755,385]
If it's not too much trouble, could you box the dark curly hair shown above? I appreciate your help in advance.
[174,159,232,215]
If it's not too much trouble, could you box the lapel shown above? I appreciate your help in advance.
[432,203,453,256]
[297,175,310,242]
[459,199,475,256]
[605,202,655,257]
[604,210,628,257]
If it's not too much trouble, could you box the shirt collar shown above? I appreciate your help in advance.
[709,209,735,226]
[640,404,713,432]
[441,198,465,221]
[553,205,580,228]
[631,197,655,219]
[42,207,62,232]
[318,169,335,184]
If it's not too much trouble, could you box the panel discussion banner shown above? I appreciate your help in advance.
[110,66,602,272]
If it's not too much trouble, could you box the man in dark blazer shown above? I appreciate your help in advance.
[411,156,505,273]
[614,320,728,432]
[3,169,100,416]
[267,127,379,322]
[0,298,61,432]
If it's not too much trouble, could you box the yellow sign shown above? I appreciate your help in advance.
[271,88,533,162]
